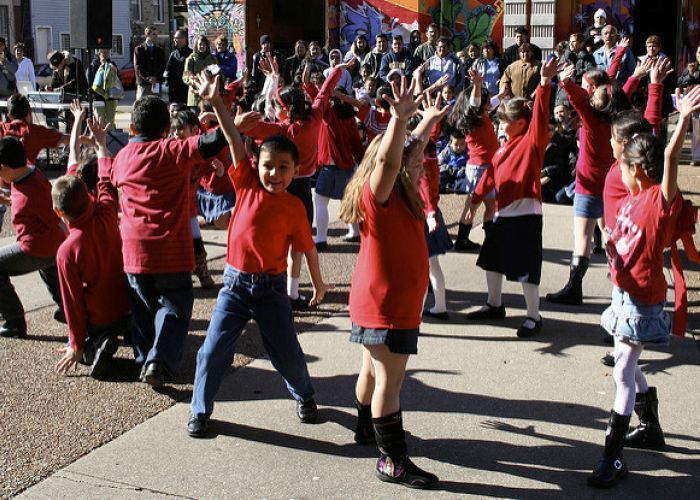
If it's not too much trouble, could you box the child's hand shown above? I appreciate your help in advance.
[338,56,356,71]
[422,91,450,122]
[310,281,334,306]
[193,72,221,102]
[468,68,484,87]
[233,106,261,133]
[55,346,83,374]
[688,61,698,74]
[385,76,422,121]
[211,158,225,177]
[70,99,86,122]
[412,63,426,77]
[434,74,450,88]
[617,36,631,50]
[633,57,654,79]
[541,55,559,81]
[427,214,438,232]
[87,116,108,147]
[0,191,10,206]
[559,62,576,83]
[235,67,248,86]
[649,57,673,84]
[676,86,700,119]
[302,62,311,84]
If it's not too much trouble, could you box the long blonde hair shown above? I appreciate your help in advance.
[339,133,425,224]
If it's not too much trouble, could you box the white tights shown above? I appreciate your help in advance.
[314,192,358,242]
[612,339,648,415]
[484,271,540,319]
[426,256,446,313]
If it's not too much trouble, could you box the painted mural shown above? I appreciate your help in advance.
[187,0,246,74]
[428,0,503,51]
[336,0,422,52]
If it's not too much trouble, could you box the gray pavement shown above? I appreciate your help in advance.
[15,201,700,499]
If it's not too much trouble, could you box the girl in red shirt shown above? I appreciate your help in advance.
[339,81,448,489]
[588,87,700,488]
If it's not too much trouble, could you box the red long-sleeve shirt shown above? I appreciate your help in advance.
[466,114,499,166]
[419,156,440,215]
[246,66,342,178]
[0,121,62,164]
[57,158,130,351]
[318,108,364,170]
[473,82,551,210]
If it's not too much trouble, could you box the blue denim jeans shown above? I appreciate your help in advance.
[126,272,193,376]
[191,265,314,419]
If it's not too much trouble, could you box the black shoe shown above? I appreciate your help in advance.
[54,309,67,324]
[89,335,119,379]
[315,241,329,251]
[343,234,360,243]
[423,310,449,321]
[587,457,628,488]
[290,294,311,310]
[0,324,27,338]
[296,398,318,423]
[601,352,615,367]
[142,361,164,387]
[516,316,542,338]
[453,239,481,252]
[466,304,506,320]
[187,415,209,438]
[376,455,439,489]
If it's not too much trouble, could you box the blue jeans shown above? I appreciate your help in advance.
[126,272,193,376]
[191,265,314,419]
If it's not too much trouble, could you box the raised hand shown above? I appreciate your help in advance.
[633,57,654,79]
[235,67,248,86]
[412,63,426,78]
[649,57,674,84]
[86,115,108,148]
[70,99,86,122]
[541,54,559,81]
[676,86,700,119]
[233,105,262,133]
[385,76,423,121]
[617,35,631,50]
[338,56,356,71]
[193,72,221,102]
[559,62,576,83]
[422,91,450,122]
[468,68,484,87]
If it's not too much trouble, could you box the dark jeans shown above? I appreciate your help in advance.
[126,272,193,376]
[0,242,62,324]
[191,265,314,419]
[81,314,132,365]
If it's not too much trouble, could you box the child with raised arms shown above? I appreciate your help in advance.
[187,73,332,438]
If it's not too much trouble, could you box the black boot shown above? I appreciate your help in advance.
[546,256,589,305]
[354,400,374,445]
[373,411,438,489]
[587,410,631,488]
[592,226,604,254]
[626,387,665,451]
[0,316,27,338]
[454,223,480,252]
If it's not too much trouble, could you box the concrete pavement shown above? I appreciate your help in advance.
[16,200,700,499]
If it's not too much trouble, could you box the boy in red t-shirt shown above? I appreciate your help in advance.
[111,93,228,387]
[52,116,131,379]
[187,73,332,438]
[0,137,65,338]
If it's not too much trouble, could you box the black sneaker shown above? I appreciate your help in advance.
[187,415,209,438]
[466,304,506,320]
[423,310,449,321]
[296,398,318,423]
[89,335,119,379]
[453,239,481,252]
[516,316,543,338]
[376,455,439,489]
[290,294,311,311]
[315,241,329,251]
[0,324,27,338]
[142,361,164,387]
[601,351,615,367]
[53,309,67,324]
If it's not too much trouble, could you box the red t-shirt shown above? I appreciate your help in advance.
[110,136,203,274]
[419,156,440,215]
[199,147,234,195]
[11,169,65,257]
[0,121,62,165]
[226,158,314,275]
[349,181,429,329]
[603,162,628,230]
[607,186,682,304]
[466,114,499,166]
[58,158,129,351]
[318,111,364,170]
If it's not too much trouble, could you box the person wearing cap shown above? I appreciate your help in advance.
[593,24,636,85]
[133,25,167,100]
[250,35,280,95]
[165,29,193,105]
[585,8,608,51]
[46,50,88,130]
[324,49,353,93]
[379,34,414,83]
[503,26,542,66]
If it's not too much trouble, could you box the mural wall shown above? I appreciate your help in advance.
[187,0,246,74]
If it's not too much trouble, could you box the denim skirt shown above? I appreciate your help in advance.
[600,286,671,346]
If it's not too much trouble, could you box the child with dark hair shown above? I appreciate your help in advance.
[187,73,332,438]
[436,129,467,193]
[0,136,65,338]
[111,94,228,387]
[334,84,393,143]
[53,116,130,378]
[588,87,700,488]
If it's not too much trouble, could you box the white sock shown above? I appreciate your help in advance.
[429,256,446,313]
[345,223,360,238]
[287,276,300,299]
[522,282,540,320]
[314,193,330,243]
[486,271,503,307]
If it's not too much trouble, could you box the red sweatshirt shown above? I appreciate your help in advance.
[466,114,499,166]
[419,156,440,215]
[57,158,130,351]
[0,121,62,164]
[562,79,615,196]
[318,108,364,170]
[472,82,551,210]
[246,66,342,178]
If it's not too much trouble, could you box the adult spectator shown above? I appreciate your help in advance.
[593,25,635,85]
[409,29,423,54]
[473,40,505,97]
[249,35,280,95]
[0,37,15,65]
[563,33,596,83]
[214,35,237,82]
[325,49,353,94]
[284,40,306,84]
[363,33,388,80]
[133,25,167,99]
[298,40,328,78]
[48,50,87,96]
[638,35,667,64]
[91,48,121,129]
[584,8,608,51]
[678,46,700,164]
[413,23,439,67]
[165,29,192,105]
[0,49,16,97]
[12,43,34,91]
[379,35,414,82]
[503,26,542,66]
[344,34,370,80]
[424,37,464,91]
[183,35,217,106]
[499,42,541,99]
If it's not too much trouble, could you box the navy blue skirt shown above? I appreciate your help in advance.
[425,208,454,257]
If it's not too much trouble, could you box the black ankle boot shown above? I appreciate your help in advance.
[546,256,589,305]
[592,226,604,254]
[626,387,665,450]
[454,223,480,252]
[588,410,631,488]
[373,411,438,489]
[354,400,374,445]
[0,316,27,338]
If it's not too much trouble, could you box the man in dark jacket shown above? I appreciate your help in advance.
[133,25,167,99]
[47,50,88,129]
[503,26,542,66]
[363,33,388,80]
[165,29,192,104]
[379,35,414,82]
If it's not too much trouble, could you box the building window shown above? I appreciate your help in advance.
[60,33,72,53]
[133,0,142,22]
[0,6,9,41]
[112,35,124,57]
[154,0,163,23]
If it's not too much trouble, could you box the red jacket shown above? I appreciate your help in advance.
[419,156,440,215]
[318,108,364,170]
